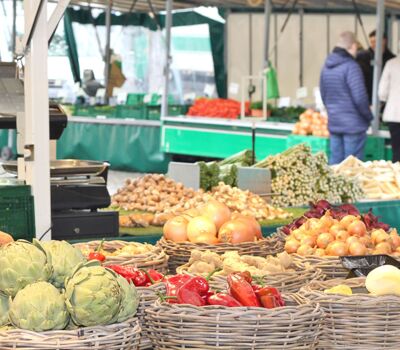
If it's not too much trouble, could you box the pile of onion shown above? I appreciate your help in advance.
[163,200,262,244]
[284,211,399,257]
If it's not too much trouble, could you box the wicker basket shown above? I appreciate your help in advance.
[136,283,166,350]
[146,295,322,349]
[0,318,141,350]
[158,233,285,273]
[74,240,169,274]
[177,261,325,293]
[292,254,348,280]
[301,277,400,349]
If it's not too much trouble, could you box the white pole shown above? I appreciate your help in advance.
[371,0,385,135]
[23,0,52,240]
[104,0,112,104]
[161,0,173,119]
[264,0,271,68]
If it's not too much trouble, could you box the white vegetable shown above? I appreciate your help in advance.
[366,265,400,296]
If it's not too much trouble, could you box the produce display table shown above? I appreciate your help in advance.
[162,116,391,161]
[56,117,170,173]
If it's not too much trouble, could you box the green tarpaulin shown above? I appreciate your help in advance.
[56,121,170,173]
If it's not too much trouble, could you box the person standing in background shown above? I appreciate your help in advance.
[356,30,396,103]
[379,56,400,163]
[320,31,373,165]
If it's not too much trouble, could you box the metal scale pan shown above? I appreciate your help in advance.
[2,159,109,178]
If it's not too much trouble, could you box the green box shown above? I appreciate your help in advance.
[116,105,147,119]
[364,136,385,161]
[146,106,161,120]
[385,145,393,161]
[126,93,145,106]
[286,135,330,155]
[0,186,35,240]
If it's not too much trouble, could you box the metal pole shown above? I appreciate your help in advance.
[12,0,16,55]
[371,0,385,135]
[104,0,112,104]
[161,0,173,119]
[274,13,278,71]
[389,13,395,51]
[264,0,271,68]
[327,14,330,55]
[23,0,51,239]
[299,8,304,87]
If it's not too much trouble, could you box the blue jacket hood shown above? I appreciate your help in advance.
[325,47,354,69]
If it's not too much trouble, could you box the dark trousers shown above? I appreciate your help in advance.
[387,122,400,163]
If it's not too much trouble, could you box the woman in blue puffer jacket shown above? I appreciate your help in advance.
[320,31,374,165]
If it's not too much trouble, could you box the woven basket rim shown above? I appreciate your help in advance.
[150,296,319,315]
[177,260,318,278]
[302,277,400,302]
[0,317,140,338]
[158,234,283,249]
[74,240,169,271]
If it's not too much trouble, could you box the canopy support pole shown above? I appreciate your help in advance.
[12,0,16,55]
[161,0,173,118]
[299,7,304,87]
[23,0,51,240]
[264,0,271,68]
[371,0,385,135]
[104,0,112,103]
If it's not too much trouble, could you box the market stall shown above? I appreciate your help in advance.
[3,0,400,349]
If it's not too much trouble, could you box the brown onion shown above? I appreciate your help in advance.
[202,201,231,231]
[163,216,189,242]
[218,220,255,244]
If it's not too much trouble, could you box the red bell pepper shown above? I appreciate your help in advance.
[207,293,242,307]
[107,265,147,287]
[88,239,106,262]
[165,275,192,304]
[227,272,260,307]
[175,276,210,306]
[256,287,285,308]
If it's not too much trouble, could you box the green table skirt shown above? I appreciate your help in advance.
[57,121,170,173]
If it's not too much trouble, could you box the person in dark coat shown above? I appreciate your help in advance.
[320,31,374,165]
[356,30,396,103]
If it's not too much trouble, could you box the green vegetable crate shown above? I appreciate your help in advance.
[0,185,35,240]
[287,135,385,161]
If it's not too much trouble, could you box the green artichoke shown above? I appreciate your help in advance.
[9,281,69,331]
[115,275,139,323]
[0,292,9,327]
[0,240,52,296]
[42,240,86,288]
[65,261,122,327]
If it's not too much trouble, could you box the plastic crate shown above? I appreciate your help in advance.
[146,106,161,120]
[0,186,35,240]
[126,93,145,106]
[364,136,385,161]
[286,135,330,155]
[116,105,147,119]
[72,105,117,118]
[385,145,393,161]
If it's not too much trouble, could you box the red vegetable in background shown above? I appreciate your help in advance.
[165,274,192,304]
[187,98,250,119]
[176,276,210,306]
[107,265,148,286]
[88,239,106,262]
[256,287,285,308]
[227,272,260,307]
[282,200,389,235]
[207,293,242,307]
